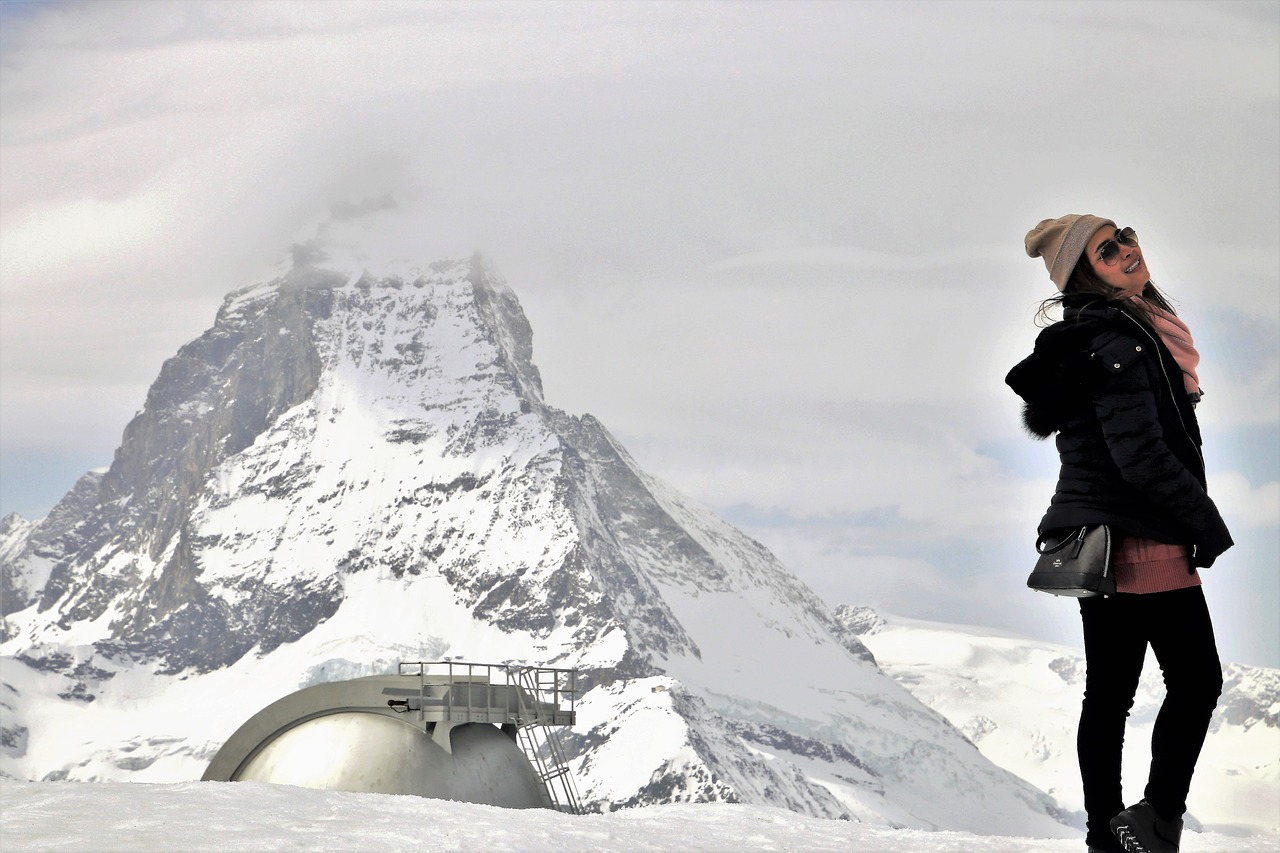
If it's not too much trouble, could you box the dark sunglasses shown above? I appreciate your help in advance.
[1096,227,1138,265]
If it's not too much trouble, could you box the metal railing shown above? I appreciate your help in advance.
[514,667,582,814]
[393,661,582,813]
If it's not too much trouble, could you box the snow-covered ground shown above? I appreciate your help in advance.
[3,781,1279,853]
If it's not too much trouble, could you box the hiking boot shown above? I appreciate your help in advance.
[1110,800,1183,853]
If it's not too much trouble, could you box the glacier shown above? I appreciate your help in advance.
[844,606,1280,837]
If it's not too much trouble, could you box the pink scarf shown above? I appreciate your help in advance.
[1131,296,1201,395]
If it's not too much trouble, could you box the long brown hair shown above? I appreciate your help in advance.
[1036,255,1176,326]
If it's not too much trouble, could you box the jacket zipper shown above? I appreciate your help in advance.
[1117,310,1206,480]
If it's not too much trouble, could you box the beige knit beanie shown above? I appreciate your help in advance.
[1025,214,1115,291]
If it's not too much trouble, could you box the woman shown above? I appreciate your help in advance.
[1005,214,1232,853]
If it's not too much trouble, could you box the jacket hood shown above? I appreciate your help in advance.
[1005,315,1114,438]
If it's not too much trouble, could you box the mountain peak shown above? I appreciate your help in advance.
[1,255,1070,836]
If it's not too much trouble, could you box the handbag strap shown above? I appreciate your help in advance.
[1035,526,1088,555]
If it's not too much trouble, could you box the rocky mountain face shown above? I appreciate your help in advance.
[1,253,1075,836]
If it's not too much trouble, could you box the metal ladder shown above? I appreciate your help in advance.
[513,666,583,815]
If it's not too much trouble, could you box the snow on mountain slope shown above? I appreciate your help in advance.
[2,253,1070,837]
[845,606,1280,837]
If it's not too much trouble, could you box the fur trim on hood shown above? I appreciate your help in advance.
[1005,318,1112,438]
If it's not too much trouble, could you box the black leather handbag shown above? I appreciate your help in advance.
[1028,525,1115,597]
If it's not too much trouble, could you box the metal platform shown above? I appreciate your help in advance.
[391,661,582,814]
[202,661,582,813]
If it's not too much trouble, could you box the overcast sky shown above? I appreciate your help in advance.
[2,0,1277,667]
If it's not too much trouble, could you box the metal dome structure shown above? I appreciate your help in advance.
[202,661,580,812]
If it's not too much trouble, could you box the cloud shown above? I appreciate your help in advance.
[727,520,1085,649]
[706,245,1010,275]
[330,193,398,223]
[1211,470,1280,531]
[1,1,1276,665]
[289,239,329,269]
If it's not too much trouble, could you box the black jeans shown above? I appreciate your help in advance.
[1077,586,1222,848]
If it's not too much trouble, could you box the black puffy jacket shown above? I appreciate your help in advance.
[1005,297,1233,569]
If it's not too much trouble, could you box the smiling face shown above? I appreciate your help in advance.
[1085,225,1148,298]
